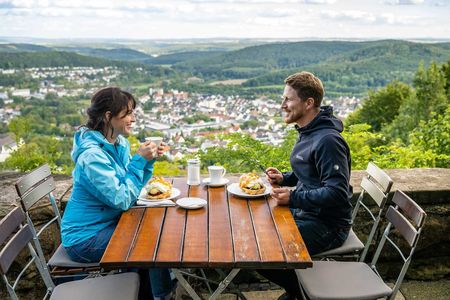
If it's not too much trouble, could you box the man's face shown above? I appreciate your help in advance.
[281,85,307,125]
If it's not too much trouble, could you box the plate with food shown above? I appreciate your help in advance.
[139,176,181,201]
[227,173,271,198]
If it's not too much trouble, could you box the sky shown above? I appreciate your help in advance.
[0,0,449,40]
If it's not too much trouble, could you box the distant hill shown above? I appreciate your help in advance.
[242,40,450,94]
[173,41,369,78]
[0,43,51,53]
[0,51,134,68]
[144,51,225,65]
[54,47,153,61]
[0,43,153,62]
[173,40,450,80]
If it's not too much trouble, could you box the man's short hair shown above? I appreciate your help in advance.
[284,71,323,107]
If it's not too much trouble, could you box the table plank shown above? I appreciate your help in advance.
[249,198,285,267]
[155,177,188,267]
[209,184,234,267]
[101,207,145,269]
[181,184,209,267]
[229,194,260,266]
[268,198,312,268]
[127,207,166,268]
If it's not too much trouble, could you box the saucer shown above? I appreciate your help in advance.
[176,197,207,210]
[202,177,229,187]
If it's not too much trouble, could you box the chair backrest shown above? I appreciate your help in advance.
[0,207,55,299]
[353,162,393,261]
[14,164,62,279]
[370,190,426,300]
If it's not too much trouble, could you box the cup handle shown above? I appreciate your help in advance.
[222,169,227,177]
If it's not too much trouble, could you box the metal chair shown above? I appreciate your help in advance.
[14,164,99,278]
[296,190,426,300]
[0,207,140,300]
[314,162,393,261]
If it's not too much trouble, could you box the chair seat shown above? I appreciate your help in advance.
[314,229,364,257]
[50,272,139,300]
[296,261,392,300]
[48,244,99,268]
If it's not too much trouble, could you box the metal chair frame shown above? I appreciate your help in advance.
[315,162,393,261]
[1,207,139,300]
[15,164,99,280]
[298,190,427,300]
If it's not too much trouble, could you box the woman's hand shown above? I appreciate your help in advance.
[265,167,283,185]
[156,142,168,157]
[136,141,157,161]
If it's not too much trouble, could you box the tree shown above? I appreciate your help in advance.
[8,116,31,143]
[345,81,412,132]
[383,62,449,143]
[409,105,450,167]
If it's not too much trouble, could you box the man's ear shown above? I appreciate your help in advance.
[306,97,315,109]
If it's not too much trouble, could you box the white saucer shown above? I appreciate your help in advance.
[202,177,229,187]
[176,197,207,209]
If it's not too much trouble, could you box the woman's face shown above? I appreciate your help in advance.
[109,102,136,137]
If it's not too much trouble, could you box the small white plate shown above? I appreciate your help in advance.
[202,177,230,187]
[138,187,181,202]
[227,182,272,198]
[176,197,207,209]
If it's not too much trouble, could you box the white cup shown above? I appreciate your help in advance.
[145,136,163,148]
[208,166,226,184]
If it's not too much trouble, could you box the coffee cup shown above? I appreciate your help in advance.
[208,166,226,184]
[145,136,163,148]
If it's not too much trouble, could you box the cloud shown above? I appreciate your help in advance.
[383,0,425,5]
[320,9,425,26]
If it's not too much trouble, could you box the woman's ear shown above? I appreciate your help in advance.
[104,111,112,122]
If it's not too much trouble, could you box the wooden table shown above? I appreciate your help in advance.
[100,177,312,299]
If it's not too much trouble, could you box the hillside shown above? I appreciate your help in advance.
[173,40,450,80]
[0,51,132,69]
[55,47,153,61]
[174,41,369,79]
[144,50,225,65]
[0,43,51,52]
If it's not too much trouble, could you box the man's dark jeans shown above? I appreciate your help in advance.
[258,210,349,297]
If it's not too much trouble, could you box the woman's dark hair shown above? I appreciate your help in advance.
[86,87,136,138]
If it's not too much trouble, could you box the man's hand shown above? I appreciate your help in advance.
[271,187,290,206]
[265,167,283,185]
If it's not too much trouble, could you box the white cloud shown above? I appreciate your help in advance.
[0,0,448,39]
[383,0,425,5]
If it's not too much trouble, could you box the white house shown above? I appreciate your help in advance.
[0,134,18,162]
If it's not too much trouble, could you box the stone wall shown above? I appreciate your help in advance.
[0,168,448,296]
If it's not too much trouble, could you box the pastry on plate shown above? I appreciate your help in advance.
[239,173,266,195]
[146,177,172,199]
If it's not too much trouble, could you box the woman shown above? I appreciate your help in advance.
[61,87,173,300]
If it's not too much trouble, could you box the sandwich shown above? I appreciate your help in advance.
[146,177,172,199]
[239,173,266,195]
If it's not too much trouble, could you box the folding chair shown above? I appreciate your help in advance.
[296,190,426,300]
[0,207,140,300]
[315,162,393,261]
[14,164,99,278]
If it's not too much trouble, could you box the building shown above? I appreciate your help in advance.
[0,134,18,162]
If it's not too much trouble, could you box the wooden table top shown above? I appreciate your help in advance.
[100,177,312,270]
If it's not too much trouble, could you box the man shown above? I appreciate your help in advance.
[259,71,353,300]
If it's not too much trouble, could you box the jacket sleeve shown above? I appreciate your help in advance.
[80,149,155,211]
[289,134,350,210]
[281,171,299,186]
